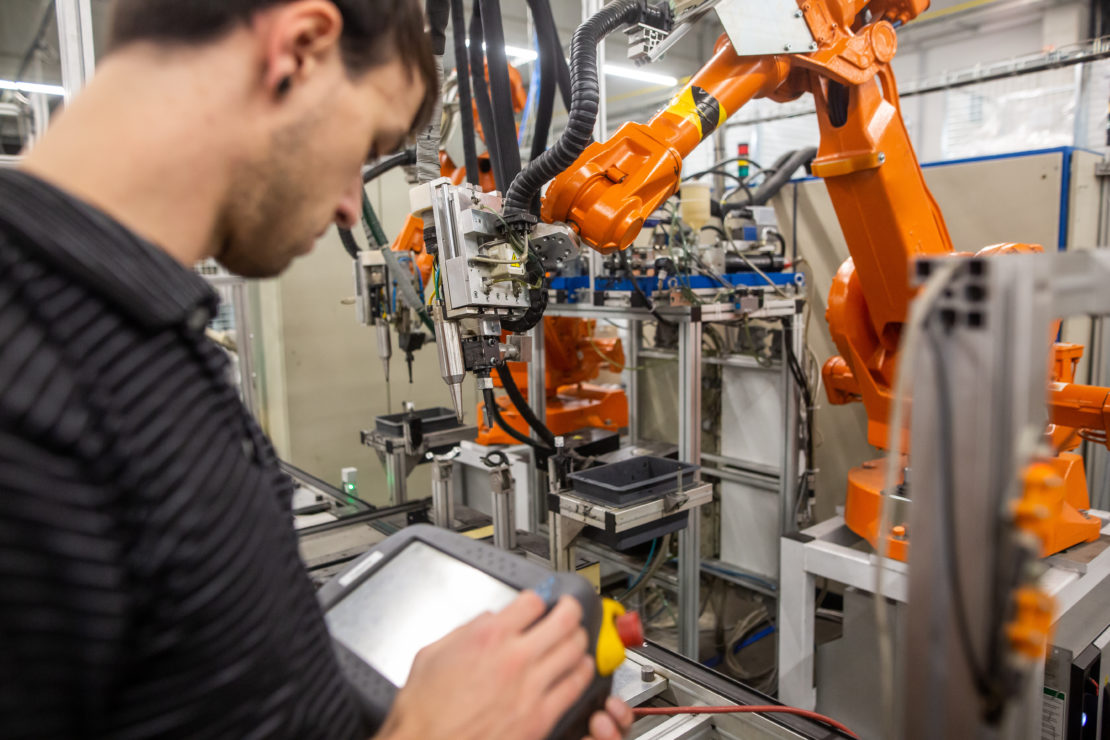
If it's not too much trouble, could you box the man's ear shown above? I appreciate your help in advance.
[257,0,344,99]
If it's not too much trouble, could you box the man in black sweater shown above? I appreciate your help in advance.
[0,1,632,738]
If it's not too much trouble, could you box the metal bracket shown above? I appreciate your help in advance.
[715,0,817,56]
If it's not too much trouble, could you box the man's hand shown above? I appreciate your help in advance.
[582,696,635,740]
[375,592,633,740]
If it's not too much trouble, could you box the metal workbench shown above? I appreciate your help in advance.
[777,512,1110,720]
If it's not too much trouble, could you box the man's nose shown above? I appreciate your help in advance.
[334,176,362,230]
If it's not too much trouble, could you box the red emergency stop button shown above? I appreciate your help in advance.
[615,611,644,647]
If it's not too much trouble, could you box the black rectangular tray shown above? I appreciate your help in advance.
[567,456,698,507]
[374,407,458,437]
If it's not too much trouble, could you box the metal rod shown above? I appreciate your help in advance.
[385,451,407,505]
[55,0,96,100]
[677,319,703,659]
[529,320,547,533]
[431,459,455,528]
[493,486,516,550]
[627,320,641,445]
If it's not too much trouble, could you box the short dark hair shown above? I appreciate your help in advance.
[108,0,438,132]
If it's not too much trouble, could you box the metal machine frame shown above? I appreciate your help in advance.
[537,296,806,657]
[898,249,1110,738]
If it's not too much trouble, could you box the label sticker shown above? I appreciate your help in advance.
[1041,687,1065,740]
[667,85,727,141]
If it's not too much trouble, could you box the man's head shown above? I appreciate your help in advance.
[108,0,437,277]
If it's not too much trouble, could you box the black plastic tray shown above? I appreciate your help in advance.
[567,456,698,507]
[375,407,458,437]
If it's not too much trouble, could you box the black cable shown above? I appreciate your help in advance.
[701,225,729,241]
[495,363,557,447]
[501,253,548,333]
[928,326,1005,713]
[626,268,674,326]
[362,149,417,184]
[534,0,572,112]
[684,165,759,183]
[767,230,788,258]
[721,148,817,213]
[503,0,655,215]
[526,0,558,164]
[468,4,504,188]
[479,0,523,186]
[688,155,766,180]
[338,227,361,259]
[425,0,451,55]
[486,388,554,453]
[786,344,815,472]
[450,0,480,184]
[720,182,755,209]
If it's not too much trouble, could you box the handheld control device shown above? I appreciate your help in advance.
[318,525,643,739]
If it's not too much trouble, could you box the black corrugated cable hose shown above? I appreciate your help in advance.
[338,226,360,259]
[362,149,416,184]
[499,254,548,333]
[479,0,523,185]
[450,0,480,184]
[502,0,669,216]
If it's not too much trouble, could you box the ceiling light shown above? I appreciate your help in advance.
[458,42,675,84]
[504,45,539,63]
[604,65,678,87]
[0,79,66,97]
[463,40,538,64]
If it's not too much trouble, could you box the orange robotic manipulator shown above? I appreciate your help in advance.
[540,0,1106,560]
[475,317,629,446]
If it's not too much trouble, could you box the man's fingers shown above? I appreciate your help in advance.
[494,591,548,633]
[527,627,588,695]
[537,656,595,731]
[588,710,621,740]
[606,696,635,730]
[523,596,584,658]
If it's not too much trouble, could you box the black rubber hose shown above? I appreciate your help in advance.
[338,227,360,259]
[486,388,554,453]
[751,147,816,205]
[721,147,817,213]
[469,5,504,189]
[480,0,523,186]
[425,0,451,55]
[526,0,558,163]
[495,363,557,447]
[503,0,650,216]
[550,21,572,111]
[527,0,572,111]
[362,149,416,184]
[450,0,480,185]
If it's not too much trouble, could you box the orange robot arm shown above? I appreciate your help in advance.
[539,0,1105,556]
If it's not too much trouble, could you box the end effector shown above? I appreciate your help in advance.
[412,178,558,422]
